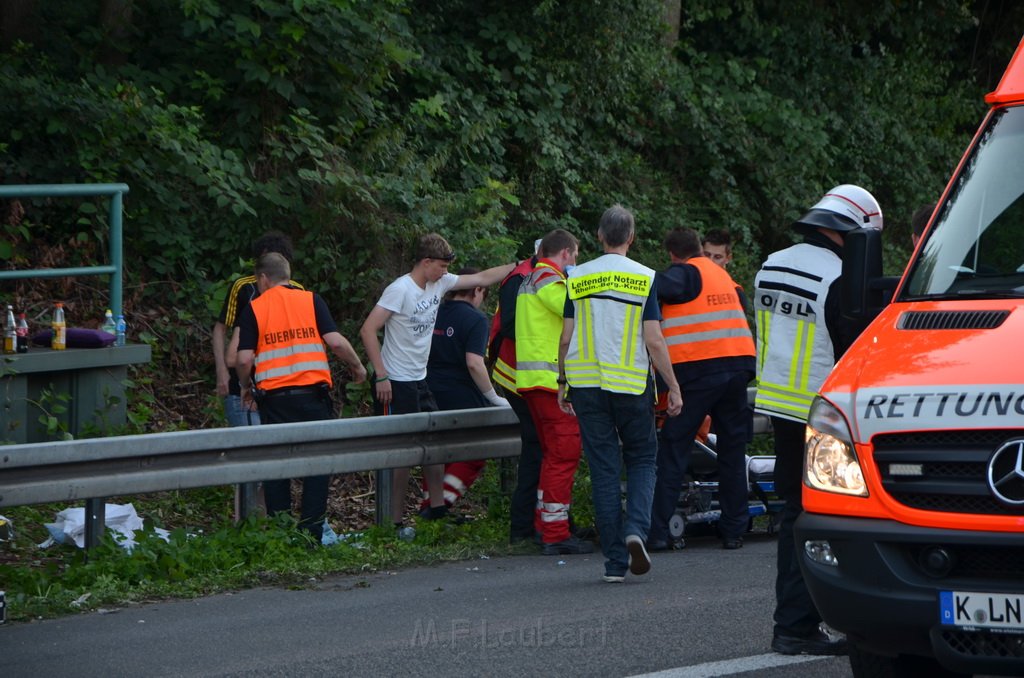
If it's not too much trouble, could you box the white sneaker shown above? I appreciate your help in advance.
[625,534,651,576]
[602,574,625,583]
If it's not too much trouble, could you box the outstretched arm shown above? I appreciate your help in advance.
[452,262,515,290]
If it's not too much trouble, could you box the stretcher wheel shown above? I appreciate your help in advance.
[668,513,686,540]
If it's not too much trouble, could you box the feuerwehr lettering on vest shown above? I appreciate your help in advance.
[263,326,318,345]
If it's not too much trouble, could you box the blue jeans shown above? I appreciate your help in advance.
[570,385,658,577]
[224,394,260,427]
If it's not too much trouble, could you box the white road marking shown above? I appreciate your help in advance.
[627,652,831,677]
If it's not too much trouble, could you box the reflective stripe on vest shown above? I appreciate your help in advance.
[492,353,517,391]
[252,286,332,390]
[515,260,566,392]
[752,243,837,422]
[661,257,754,364]
[487,258,535,392]
[564,254,654,395]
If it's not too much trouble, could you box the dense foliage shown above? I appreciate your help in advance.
[0,0,1022,425]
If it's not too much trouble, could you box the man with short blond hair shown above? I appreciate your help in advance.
[360,234,513,531]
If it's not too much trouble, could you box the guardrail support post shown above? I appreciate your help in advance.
[375,469,392,527]
[85,498,105,551]
[235,482,260,522]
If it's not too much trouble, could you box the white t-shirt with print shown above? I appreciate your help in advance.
[378,272,459,381]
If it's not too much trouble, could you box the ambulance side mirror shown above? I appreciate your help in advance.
[841,228,898,321]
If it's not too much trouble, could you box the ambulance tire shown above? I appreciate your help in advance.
[848,644,969,678]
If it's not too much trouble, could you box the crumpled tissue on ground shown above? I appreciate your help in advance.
[42,503,169,551]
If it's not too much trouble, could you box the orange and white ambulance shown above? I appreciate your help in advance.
[794,37,1024,677]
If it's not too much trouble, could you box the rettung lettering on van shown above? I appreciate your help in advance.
[822,385,1024,443]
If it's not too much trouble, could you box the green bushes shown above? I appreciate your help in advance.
[0,1,1021,423]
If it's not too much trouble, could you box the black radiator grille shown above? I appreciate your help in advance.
[873,430,1024,515]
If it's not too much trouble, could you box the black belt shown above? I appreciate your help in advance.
[260,384,329,398]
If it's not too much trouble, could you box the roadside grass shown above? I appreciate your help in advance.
[0,460,593,622]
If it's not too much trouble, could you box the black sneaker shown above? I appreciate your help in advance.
[771,628,848,655]
[625,534,651,575]
[541,535,595,555]
[722,537,744,550]
[419,505,450,521]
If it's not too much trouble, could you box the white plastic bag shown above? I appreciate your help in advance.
[43,503,169,550]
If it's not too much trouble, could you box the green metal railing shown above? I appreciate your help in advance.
[0,183,129,315]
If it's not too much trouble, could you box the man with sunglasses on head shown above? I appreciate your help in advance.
[361,234,513,534]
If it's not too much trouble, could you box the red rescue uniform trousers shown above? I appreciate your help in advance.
[523,389,582,544]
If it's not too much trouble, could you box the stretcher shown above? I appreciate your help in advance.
[666,436,783,541]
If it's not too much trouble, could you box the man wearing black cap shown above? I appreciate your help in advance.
[754,184,883,656]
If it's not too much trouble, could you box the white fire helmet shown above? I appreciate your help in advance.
[793,184,883,235]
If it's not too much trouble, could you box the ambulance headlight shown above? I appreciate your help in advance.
[804,397,867,497]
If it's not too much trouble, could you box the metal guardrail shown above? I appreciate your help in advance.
[0,407,522,548]
[0,391,771,547]
[0,407,522,508]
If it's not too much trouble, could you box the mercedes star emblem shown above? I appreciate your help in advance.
[987,439,1024,506]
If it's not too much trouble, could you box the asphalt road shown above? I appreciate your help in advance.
[1,531,852,677]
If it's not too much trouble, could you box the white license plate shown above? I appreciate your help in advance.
[940,591,1024,631]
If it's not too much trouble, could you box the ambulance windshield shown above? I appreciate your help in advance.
[904,106,1024,299]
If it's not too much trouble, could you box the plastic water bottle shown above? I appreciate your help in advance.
[115,314,126,347]
[51,303,66,351]
[102,309,116,335]
[15,313,28,353]
[3,306,15,355]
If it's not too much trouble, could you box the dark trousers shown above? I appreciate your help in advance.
[504,386,544,540]
[259,387,334,541]
[649,370,753,543]
[772,416,822,637]
[373,378,438,416]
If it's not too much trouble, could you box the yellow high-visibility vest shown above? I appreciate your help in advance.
[564,254,655,395]
[515,260,568,393]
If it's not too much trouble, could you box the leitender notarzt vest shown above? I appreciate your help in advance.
[661,257,755,364]
[252,285,331,391]
[564,254,655,395]
[515,260,567,393]
[753,242,839,423]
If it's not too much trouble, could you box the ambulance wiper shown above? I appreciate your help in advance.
[952,289,1024,298]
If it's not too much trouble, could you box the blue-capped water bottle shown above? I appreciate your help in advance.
[115,314,126,347]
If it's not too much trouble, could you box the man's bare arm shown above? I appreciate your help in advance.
[324,331,367,384]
